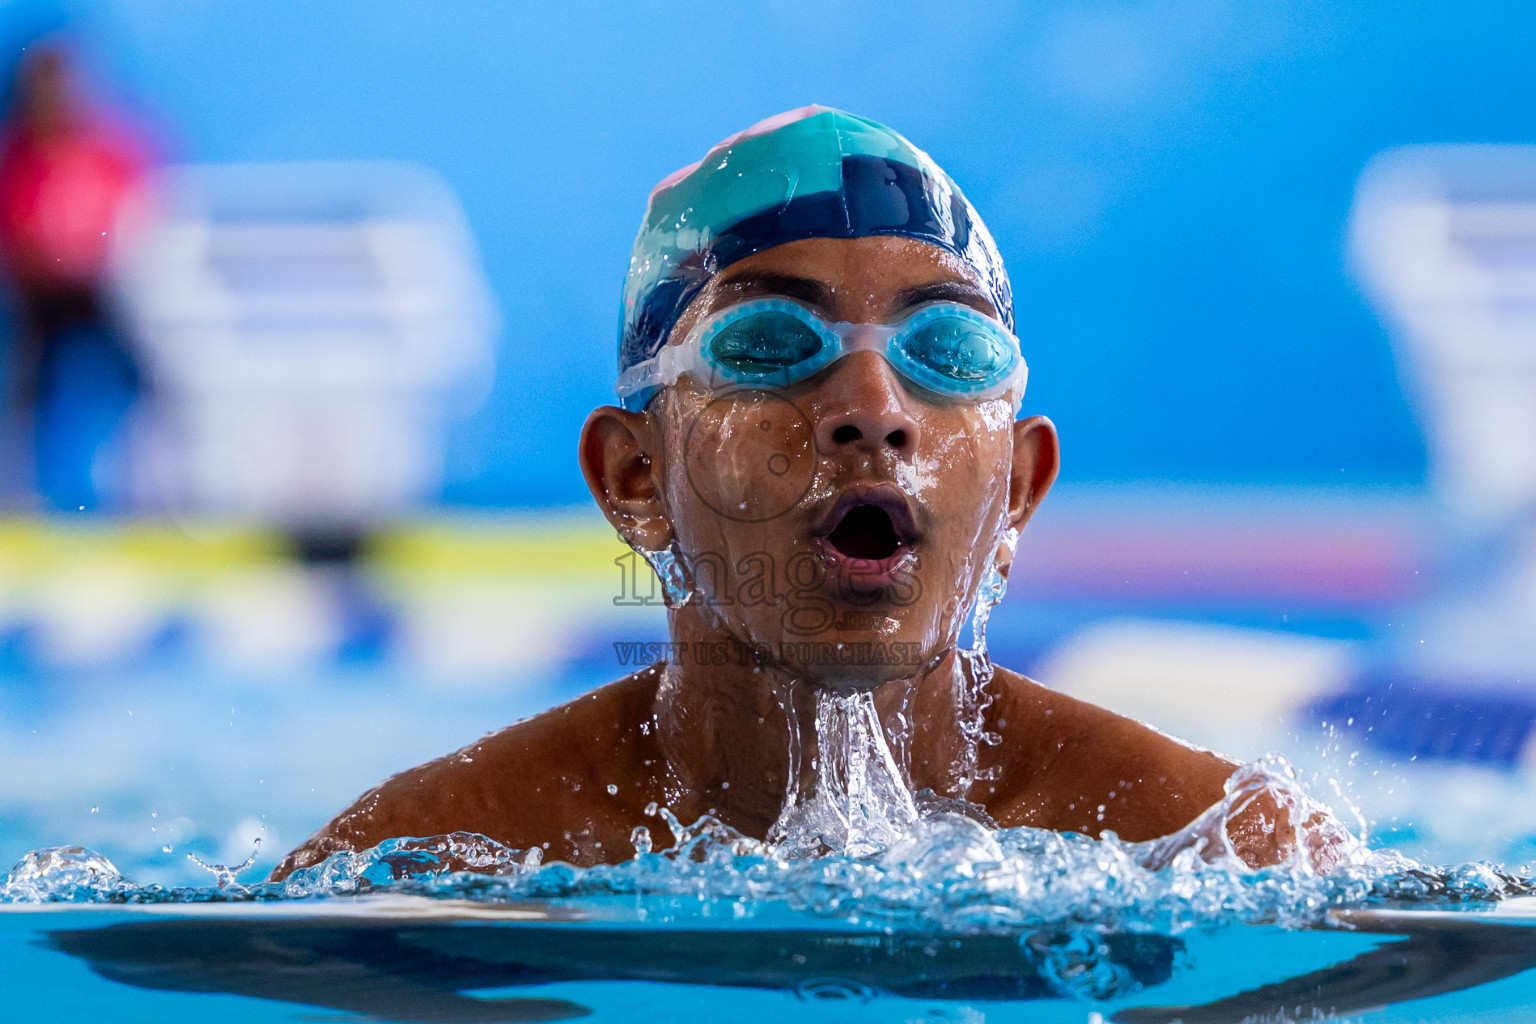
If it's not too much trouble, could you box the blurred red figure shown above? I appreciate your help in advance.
[0,41,148,508]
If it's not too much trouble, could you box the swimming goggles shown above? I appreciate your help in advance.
[615,298,1027,412]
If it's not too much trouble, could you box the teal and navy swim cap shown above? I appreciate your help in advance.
[618,106,1012,409]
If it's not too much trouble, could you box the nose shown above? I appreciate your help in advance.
[812,350,921,458]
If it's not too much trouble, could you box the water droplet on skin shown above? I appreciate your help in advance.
[644,801,659,816]
[607,784,618,795]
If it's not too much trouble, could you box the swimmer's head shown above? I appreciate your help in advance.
[582,108,1058,691]
[615,106,1014,413]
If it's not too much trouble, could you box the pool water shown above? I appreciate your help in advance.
[6,847,1536,1023]
[10,900,1536,1024]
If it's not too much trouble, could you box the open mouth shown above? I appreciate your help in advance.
[825,504,903,560]
[816,488,919,566]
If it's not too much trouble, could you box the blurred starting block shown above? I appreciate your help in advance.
[112,161,497,534]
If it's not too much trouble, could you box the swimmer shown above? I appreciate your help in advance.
[273,108,1345,879]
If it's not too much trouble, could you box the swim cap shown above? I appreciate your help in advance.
[617,106,1012,406]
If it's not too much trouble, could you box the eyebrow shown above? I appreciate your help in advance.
[708,269,997,320]
[892,280,997,317]
[711,270,832,310]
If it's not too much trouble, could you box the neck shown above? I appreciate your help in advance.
[652,604,981,838]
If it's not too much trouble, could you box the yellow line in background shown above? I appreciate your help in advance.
[367,510,630,582]
[0,511,631,585]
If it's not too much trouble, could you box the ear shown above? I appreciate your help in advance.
[997,415,1060,577]
[579,405,674,551]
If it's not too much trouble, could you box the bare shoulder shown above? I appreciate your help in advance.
[976,665,1235,842]
[271,666,665,879]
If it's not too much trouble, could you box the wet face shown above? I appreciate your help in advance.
[583,235,1058,690]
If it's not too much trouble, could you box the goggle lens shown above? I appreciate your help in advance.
[896,312,1015,385]
[706,309,825,377]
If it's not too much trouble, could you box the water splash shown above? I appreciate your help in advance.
[951,549,1013,793]
[187,837,262,891]
[640,545,692,606]
[768,689,920,858]
[278,831,545,897]
[763,535,1019,859]
[6,760,1529,935]
[0,845,129,902]
[1133,757,1365,887]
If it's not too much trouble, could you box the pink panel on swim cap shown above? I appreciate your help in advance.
[647,105,833,199]
[713,104,833,150]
